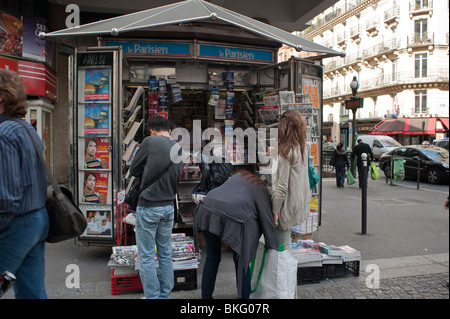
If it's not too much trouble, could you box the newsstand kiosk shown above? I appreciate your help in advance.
[42,1,344,249]
[71,42,325,247]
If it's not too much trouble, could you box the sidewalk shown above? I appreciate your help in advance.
[1,177,448,299]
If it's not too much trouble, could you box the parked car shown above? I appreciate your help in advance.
[436,138,449,150]
[379,145,449,184]
[358,135,402,160]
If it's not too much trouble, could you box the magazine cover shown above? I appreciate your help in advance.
[81,171,109,204]
[302,76,320,109]
[84,67,111,101]
[84,103,110,136]
[83,137,110,169]
[84,209,112,237]
[257,105,279,125]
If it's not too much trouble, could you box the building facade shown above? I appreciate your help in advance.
[280,0,449,147]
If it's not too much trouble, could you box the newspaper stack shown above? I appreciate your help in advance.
[293,240,322,268]
[171,234,199,270]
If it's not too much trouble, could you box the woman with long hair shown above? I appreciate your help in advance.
[272,110,311,248]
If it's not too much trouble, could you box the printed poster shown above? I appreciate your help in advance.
[84,209,112,237]
[84,137,110,169]
[302,76,320,108]
[84,68,111,101]
[84,104,109,136]
[82,171,109,204]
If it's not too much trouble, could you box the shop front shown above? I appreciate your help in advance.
[41,0,343,247]
[370,115,449,145]
[0,56,56,169]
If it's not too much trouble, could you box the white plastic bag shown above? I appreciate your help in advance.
[250,242,298,299]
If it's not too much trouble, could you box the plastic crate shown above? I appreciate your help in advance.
[321,261,360,279]
[110,269,197,295]
[111,269,143,295]
[297,267,321,285]
[173,269,197,291]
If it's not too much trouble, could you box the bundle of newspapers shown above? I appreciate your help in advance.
[107,234,199,271]
[292,240,361,268]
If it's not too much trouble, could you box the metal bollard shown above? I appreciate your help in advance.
[361,153,367,234]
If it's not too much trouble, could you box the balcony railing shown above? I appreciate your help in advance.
[323,68,449,99]
[407,32,434,46]
[384,6,400,22]
[365,16,379,31]
[300,0,364,37]
[409,0,433,12]
[362,38,401,59]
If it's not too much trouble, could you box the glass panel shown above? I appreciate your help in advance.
[43,110,51,168]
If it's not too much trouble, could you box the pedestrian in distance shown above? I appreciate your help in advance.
[130,116,184,299]
[351,138,374,189]
[194,170,278,299]
[0,69,49,299]
[330,142,349,188]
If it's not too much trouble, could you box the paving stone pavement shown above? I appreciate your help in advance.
[297,273,449,299]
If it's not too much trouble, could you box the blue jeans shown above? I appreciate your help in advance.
[336,167,346,187]
[0,207,49,299]
[201,230,251,299]
[135,205,174,299]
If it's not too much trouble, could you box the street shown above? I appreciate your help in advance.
[1,176,448,299]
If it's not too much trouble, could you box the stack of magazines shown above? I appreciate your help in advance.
[171,233,199,270]
[107,234,199,272]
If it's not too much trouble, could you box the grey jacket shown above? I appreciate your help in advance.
[130,135,184,207]
[194,173,279,298]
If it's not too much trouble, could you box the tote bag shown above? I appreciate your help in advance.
[347,170,356,185]
[370,162,380,180]
[250,241,298,299]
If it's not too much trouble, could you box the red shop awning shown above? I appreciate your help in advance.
[438,117,449,131]
[370,117,437,135]
[403,117,436,135]
[369,118,397,135]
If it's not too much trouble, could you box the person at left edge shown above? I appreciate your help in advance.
[130,116,184,299]
[0,69,49,299]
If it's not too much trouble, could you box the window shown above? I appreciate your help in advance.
[393,148,408,157]
[415,0,430,9]
[414,90,427,113]
[392,60,397,81]
[414,19,428,43]
[414,53,427,78]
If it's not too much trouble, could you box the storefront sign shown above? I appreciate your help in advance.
[18,60,57,101]
[345,97,363,110]
[0,56,18,71]
[22,17,52,64]
[198,44,274,63]
[105,41,191,56]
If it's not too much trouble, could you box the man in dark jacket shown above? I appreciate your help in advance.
[351,139,374,188]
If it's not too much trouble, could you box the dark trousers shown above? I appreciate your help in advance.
[335,167,346,187]
[357,165,370,188]
[201,230,250,299]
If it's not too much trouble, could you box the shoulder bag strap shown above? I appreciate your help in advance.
[9,118,62,195]
[138,160,174,195]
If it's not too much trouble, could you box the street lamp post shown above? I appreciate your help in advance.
[349,76,360,177]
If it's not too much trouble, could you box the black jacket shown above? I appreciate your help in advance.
[198,156,233,192]
[331,148,349,169]
[351,142,374,167]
